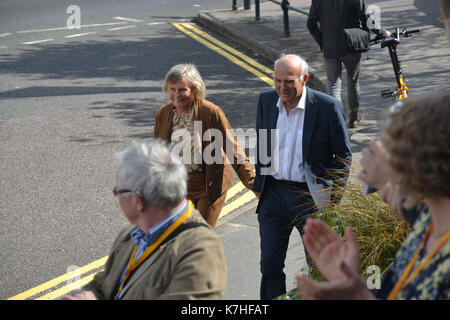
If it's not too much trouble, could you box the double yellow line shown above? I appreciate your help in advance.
[8,184,254,300]
[172,23,274,88]
[8,257,106,300]
[8,22,271,301]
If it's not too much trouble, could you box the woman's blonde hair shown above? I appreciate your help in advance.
[383,93,450,203]
[162,63,206,100]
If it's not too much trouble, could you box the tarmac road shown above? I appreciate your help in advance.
[0,1,272,300]
[2,0,449,301]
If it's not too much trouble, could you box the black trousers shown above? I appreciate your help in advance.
[257,176,316,300]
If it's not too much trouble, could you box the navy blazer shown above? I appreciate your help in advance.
[253,87,352,210]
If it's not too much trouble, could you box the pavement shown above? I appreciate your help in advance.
[199,0,450,299]
[2,0,447,301]
[197,0,449,157]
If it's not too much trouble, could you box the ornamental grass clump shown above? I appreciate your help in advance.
[314,181,411,280]
[276,176,411,300]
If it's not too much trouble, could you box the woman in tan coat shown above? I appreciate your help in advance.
[154,64,255,229]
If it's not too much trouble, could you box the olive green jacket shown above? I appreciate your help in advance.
[83,209,227,299]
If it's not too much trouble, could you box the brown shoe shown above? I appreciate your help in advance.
[348,112,362,129]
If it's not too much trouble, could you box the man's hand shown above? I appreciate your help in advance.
[61,290,97,300]
[302,219,360,282]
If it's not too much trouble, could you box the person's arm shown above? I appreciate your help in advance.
[358,141,390,191]
[154,109,161,138]
[306,1,323,50]
[61,226,134,300]
[60,290,98,300]
[252,93,265,195]
[214,106,255,191]
[329,100,352,198]
[60,257,108,300]
[358,141,411,222]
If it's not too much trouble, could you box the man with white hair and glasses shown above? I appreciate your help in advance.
[62,139,226,300]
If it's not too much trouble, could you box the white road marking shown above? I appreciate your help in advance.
[147,22,166,26]
[107,25,137,31]
[0,33,12,38]
[64,32,97,38]
[113,16,144,23]
[16,22,128,34]
[22,39,54,45]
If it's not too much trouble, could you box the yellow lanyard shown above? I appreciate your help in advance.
[116,200,194,296]
[387,222,450,300]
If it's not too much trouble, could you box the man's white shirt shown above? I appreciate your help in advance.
[272,90,306,183]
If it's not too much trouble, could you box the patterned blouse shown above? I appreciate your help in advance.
[171,106,202,173]
[376,207,450,300]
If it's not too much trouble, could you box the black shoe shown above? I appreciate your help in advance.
[348,112,362,129]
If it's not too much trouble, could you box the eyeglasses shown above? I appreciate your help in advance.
[113,186,132,197]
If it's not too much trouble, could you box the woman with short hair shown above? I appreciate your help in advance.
[154,64,255,229]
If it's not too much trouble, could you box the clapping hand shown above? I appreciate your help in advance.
[358,140,407,220]
[358,140,391,192]
[296,261,374,300]
[301,219,360,281]
[296,218,375,300]
[60,290,97,300]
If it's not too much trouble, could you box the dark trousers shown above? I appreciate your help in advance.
[323,52,362,121]
[257,176,316,300]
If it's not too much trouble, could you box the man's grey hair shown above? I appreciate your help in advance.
[274,54,309,79]
[115,140,187,208]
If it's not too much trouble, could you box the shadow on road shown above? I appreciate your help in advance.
[0,29,266,145]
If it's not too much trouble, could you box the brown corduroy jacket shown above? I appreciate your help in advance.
[154,98,254,202]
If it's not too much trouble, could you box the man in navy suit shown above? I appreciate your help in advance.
[253,54,352,300]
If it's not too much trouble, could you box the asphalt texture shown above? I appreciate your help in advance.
[0,2,271,299]
[1,0,449,300]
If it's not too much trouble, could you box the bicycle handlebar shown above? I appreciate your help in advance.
[400,29,420,36]
[370,27,421,46]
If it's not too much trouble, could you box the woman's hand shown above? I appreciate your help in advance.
[302,219,361,282]
[358,140,391,192]
[296,261,375,300]
[61,290,97,300]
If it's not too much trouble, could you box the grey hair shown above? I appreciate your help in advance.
[115,140,187,208]
[162,63,206,100]
[274,54,309,79]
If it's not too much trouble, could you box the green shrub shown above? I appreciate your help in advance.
[276,181,411,300]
